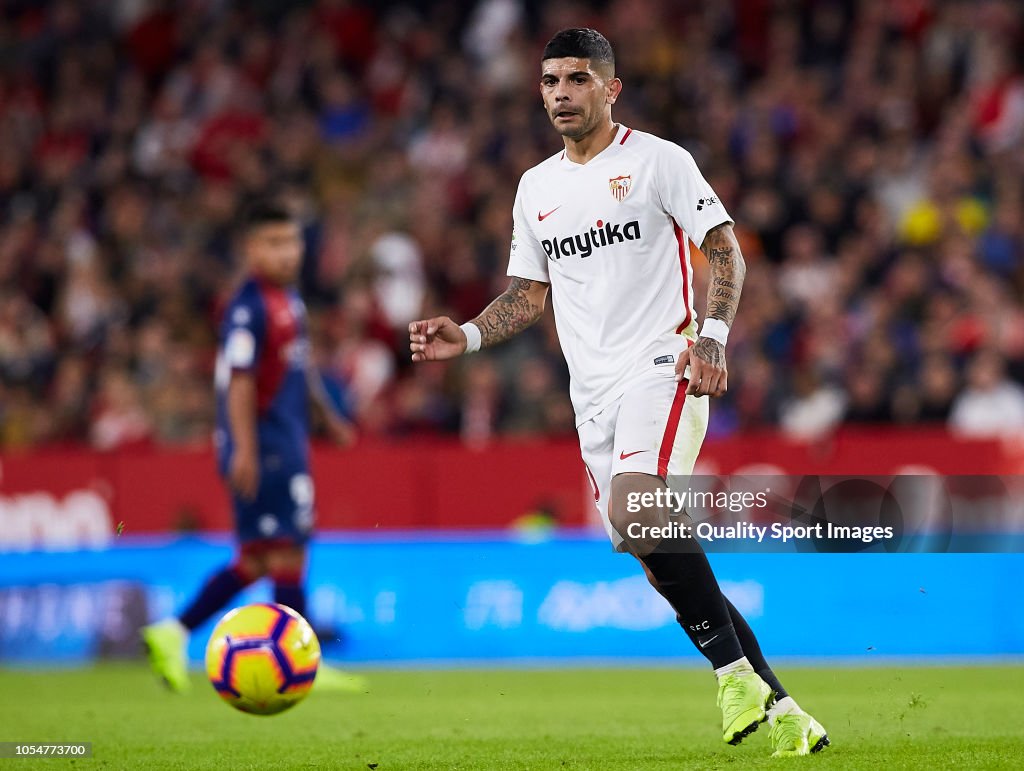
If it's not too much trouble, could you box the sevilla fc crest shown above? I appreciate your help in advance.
[609,175,632,202]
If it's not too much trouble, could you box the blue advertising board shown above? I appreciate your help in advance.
[1,534,1022,665]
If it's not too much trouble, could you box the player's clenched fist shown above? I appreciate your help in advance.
[409,317,467,361]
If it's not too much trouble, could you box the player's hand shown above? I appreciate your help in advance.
[409,316,467,362]
[676,338,728,398]
[325,413,357,447]
[229,449,259,501]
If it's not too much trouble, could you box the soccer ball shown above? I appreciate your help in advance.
[205,603,321,715]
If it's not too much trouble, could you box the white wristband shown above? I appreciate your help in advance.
[699,317,730,347]
[460,322,482,354]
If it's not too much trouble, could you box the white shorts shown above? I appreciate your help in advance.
[578,339,709,547]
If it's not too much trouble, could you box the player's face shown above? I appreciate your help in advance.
[540,57,620,139]
[247,222,303,285]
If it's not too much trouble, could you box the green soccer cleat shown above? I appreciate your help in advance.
[141,619,191,693]
[769,711,830,756]
[314,664,369,694]
[717,670,774,745]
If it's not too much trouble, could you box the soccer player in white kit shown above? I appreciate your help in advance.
[410,28,828,757]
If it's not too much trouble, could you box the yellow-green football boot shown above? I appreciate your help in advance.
[717,670,774,744]
[768,704,830,756]
[141,619,191,693]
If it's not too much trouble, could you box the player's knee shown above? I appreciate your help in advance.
[233,552,265,583]
[608,472,668,552]
[607,502,634,542]
[265,544,306,579]
[239,541,283,579]
[609,473,662,525]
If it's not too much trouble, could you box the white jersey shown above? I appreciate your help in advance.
[506,124,732,425]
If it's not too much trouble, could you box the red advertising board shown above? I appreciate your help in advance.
[0,430,1019,548]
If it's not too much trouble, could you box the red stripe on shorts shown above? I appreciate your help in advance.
[657,379,688,478]
[584,462,600,502]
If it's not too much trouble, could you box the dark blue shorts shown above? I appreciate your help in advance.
[231,462,315,545]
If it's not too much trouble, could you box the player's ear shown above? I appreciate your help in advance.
[606,77,622,105]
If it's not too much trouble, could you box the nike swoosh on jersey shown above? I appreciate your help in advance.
[619,450,647,460]
[537,207,561,221]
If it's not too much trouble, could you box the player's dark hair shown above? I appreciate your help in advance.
[541,28,615,72]
[237,199,294,235]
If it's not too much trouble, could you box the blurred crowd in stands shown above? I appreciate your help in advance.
[1,0,1024,451]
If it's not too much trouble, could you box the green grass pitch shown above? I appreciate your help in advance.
[1,664,1022,769]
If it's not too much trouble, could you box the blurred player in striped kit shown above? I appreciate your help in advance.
[143,201,363,695]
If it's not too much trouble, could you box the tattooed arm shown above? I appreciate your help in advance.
[470,277,549,348]
[409,277,550,361]
[675,222,746,397]
[701,222,746,327]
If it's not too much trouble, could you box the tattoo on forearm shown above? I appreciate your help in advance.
[700,225,746,327]
[472,277,544,348]
[707,247,732,266]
